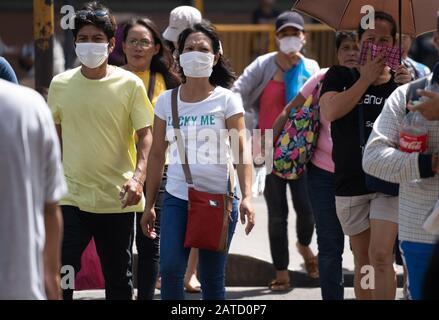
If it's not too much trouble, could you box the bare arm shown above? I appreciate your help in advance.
[134,126,153,184]
[319,80,370,121]
[55,124,62,159]
[226,113,255,235]
[44,202,63,300]
[145,117,168,210]
[141,116,168,238]
[320,49,386,122]
[121,126,153,208]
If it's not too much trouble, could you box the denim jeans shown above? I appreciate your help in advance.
[159,191,238,300]
[307,163,345,300]
[61,206,134,300]
[264,173,315,270]
[400,241,435,300]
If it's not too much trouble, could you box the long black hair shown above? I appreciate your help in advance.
[177,21,236,89]
[123,17,181,89]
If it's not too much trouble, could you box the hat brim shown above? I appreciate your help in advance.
[163,27,181,42]
[276,23,304,33]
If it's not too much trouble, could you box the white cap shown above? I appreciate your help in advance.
[163,6,202,42]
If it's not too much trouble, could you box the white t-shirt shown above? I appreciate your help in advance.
[155,86,244,200]
[0,80,67,299]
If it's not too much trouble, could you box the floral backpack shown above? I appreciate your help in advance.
[272,80,323,180]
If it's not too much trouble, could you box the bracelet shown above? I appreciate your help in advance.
[132,176,144,186]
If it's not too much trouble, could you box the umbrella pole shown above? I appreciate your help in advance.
[399,0,402,64]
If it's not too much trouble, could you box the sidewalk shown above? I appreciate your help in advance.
[74,193,403,300]
[73,287,404,300]
[225,193,354,287]
[225,193,403,288]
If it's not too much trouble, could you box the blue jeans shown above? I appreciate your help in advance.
[400,241,435,300]
[307,163,345,300]
[160,192,238,300]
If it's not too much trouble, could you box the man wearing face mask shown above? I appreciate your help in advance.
[47,1,154,300]
[232,11,320,290]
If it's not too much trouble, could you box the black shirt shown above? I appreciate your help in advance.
[320,65,398,196]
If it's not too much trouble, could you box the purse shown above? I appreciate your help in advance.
[170,88,236,253]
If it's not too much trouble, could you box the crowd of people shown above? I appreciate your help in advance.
[1,0,439,301]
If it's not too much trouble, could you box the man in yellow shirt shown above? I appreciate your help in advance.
[48,2,153,300]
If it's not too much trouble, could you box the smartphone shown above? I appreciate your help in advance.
[358,41,401,71]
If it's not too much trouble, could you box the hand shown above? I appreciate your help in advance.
[407,90,439,120]
[120,178,143,209]
[45,272,61,300]
[239,197,255,235]
[140,208,157,239]
[394,64,412,85]
[359,47,386,85]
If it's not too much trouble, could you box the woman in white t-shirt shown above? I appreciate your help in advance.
[140,22,255,300]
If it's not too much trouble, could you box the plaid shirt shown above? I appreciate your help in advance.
[363,75,439,244]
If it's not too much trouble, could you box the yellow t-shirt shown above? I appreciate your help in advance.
[134,70,167,107]
[48,66,154,213]
[132,69,171,164]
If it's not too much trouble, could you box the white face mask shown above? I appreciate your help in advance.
[75,43,109,69]
[179,51,215,78]
[278,36,304,54]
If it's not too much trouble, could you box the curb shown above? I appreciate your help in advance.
[133,253,403,289]
[225,254,404,288]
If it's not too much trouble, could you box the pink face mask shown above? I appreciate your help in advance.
[358,41,401,71]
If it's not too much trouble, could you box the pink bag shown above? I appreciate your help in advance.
[74,239,105,290]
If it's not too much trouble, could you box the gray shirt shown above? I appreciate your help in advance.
[231,52,320,130]
[0,80,67,299]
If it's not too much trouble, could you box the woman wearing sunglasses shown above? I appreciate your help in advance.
[122,18,180,300]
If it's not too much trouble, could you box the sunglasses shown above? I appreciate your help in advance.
[76,9,109,21]
[127,39,153,48]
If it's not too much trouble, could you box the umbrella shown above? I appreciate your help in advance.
[293,0,439,64]
[292,0,438,37]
